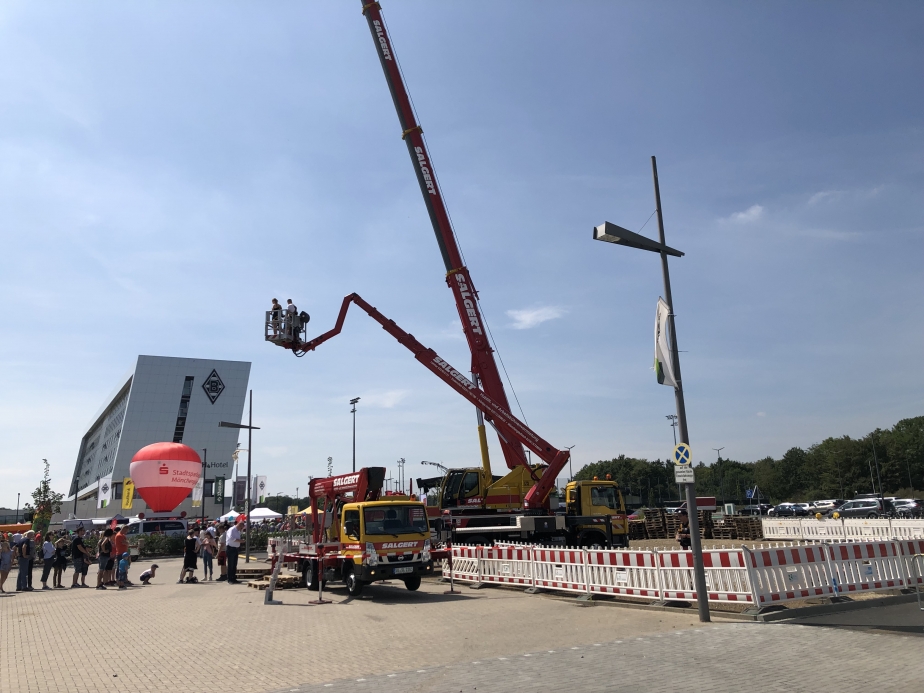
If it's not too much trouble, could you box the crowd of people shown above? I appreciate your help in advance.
[0,518,251,593]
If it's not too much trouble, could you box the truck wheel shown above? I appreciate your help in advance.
[404,575,421,591]
[345,569,364,597]
[303,560,320,591]
[579,532,607,549]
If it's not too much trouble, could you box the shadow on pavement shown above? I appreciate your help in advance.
[786,601,924,636]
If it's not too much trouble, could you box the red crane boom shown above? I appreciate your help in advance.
[292,294,568,509]
[360,1,528,472]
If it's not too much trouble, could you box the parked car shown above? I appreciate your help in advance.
[827,499,896,519]
[739,504,773,516]
[891,499,923,518]
[125,519,188,538]
[811,499,846,513]
[768,503,810,517]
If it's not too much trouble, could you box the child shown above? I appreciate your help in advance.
[116,552,130,589]
[138,564,159,585]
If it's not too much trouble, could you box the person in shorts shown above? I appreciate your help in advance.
[96,528,114,590]
[116,552,130,589]
[179,526,200,583]
[138,564,159,585]
[70,527,92,588]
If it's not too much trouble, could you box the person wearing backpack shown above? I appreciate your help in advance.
[52,534,69,589]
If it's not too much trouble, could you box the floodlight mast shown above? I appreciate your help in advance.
[359,0,528,473]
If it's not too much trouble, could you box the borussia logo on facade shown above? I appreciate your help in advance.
[202,369,225,404]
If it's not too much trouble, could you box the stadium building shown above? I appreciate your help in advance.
[66,355,251,519]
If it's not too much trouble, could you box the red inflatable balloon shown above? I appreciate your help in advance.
[130,442,202,512]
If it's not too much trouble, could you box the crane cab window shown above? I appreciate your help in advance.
[343,510,360,540]
[461,471,480,495]
[363,505,429,535]
[590,486,619,510]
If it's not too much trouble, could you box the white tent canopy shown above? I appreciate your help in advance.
[217,510,241,522]
[248,507,282,520]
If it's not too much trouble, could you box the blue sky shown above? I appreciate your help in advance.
[1,1,921,508]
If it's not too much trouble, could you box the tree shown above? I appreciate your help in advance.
[30,460,64,533]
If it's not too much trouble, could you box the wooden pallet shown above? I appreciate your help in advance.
[247,575,301,591]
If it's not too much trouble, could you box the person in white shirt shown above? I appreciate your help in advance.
[40,535,56,590]
[225,521,244,584]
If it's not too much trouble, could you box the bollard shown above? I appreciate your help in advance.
[308,553,331,605]
[264,547,283,606]
[443,543,462,596]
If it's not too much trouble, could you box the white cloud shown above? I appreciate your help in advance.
[808,190,844,205]
[506,306,566,330]
[724,204,764,223]
[357,390,409,409]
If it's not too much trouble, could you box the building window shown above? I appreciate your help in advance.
[172,376,195,443]
[204,480,214,498]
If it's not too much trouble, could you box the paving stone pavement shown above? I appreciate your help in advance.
[2,556,920,693]
[271,623,923,693]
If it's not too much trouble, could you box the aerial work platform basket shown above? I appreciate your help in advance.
[265,309,309,347]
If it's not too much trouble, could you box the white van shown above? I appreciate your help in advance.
[125,518,187,538]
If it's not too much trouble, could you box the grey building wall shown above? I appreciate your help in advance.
[68,355,251,519]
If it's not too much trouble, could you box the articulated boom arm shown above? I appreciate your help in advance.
[295,294,568,509]
[360,1,528,472]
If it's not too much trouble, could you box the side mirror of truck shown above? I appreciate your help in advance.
[344,520,359,539]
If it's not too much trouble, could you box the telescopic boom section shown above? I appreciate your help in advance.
[294,294,568,509]
[360,1,528,472]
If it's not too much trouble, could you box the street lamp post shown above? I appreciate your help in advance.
[16,493,20,524]
[350,397,361,473]
[666,415,678,446]
[592,155,710,623]
[201,448,207,526]
[713,448,724,503]
[565,445,576,481]
[219,389,260,564]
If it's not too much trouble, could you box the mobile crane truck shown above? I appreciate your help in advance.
[268,1,629,549]
[282,467,435,596]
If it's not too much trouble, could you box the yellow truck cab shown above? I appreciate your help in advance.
[308,498,434,596]
[564,478,629,547]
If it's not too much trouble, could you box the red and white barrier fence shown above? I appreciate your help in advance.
[443,538,922,610]
[762,518,924,541]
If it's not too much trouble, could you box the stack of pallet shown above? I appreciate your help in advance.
[247,574,301,591]
[730,516,763,540]
[644,508,667,539]
[628,520,648,541]
[711,521,737,540]
[698,510,714,539]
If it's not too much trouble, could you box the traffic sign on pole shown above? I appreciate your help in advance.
[674,466,695,484]
[673,443,692,467]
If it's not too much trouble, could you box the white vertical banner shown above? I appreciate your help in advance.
[97,475,113,509]
[191,478,204,508]
[252,476,267,504]
[654,297,678,388]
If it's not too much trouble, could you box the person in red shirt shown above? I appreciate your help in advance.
[113,526,130,584]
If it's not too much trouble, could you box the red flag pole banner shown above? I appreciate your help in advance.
[130,442,202,513]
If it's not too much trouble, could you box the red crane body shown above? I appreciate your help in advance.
[292,294,568,510]
[308,467,385,545]
[360,1,528,472]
